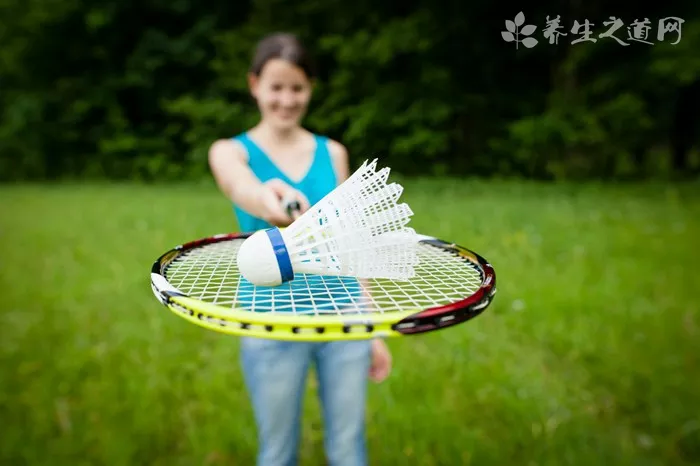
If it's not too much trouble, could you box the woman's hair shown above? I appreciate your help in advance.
[250,33,316,79]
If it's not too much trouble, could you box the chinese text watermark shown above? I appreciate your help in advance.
[502,12,684,48]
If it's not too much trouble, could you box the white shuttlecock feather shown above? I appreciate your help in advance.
[237,159,420,286]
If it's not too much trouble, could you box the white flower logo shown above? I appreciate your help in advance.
[502,12,538,48]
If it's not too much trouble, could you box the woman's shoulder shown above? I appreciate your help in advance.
[209,135,249,164]
[313,133,349,182]
[311,132,347,162]
[326,138,348,167]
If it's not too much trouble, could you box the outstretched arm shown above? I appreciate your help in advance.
[208,139,310,226]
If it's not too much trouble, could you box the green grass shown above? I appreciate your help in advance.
[1,179,699,465]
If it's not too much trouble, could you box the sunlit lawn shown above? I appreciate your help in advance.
[1,178,698,465]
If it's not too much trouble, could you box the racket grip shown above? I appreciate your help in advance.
[281,195,301,217]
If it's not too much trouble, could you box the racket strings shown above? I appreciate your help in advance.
[164,240,482,315]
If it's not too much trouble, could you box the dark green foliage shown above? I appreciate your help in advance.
[1,0,699,181]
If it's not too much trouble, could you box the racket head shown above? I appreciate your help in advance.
[150,232,496,341]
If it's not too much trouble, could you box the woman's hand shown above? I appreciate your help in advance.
[256,179,310,226]
[369,338,392,383]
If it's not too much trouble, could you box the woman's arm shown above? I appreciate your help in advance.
[208,139,309,226]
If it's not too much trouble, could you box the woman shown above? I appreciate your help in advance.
[208,32,392,466]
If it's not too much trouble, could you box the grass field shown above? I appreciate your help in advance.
[1,178,699,466]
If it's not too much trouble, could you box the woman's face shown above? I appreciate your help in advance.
[249,58,313,130]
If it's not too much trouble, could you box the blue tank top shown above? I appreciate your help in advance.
[229,131,361,314]
[231,132,338,233]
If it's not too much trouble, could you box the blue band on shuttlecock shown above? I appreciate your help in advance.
[265,227,294,283]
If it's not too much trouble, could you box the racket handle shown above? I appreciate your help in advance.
[281,195,301,217]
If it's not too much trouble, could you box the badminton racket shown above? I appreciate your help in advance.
[150,231,496,341]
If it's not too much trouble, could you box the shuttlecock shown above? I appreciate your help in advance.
[237,159,420,286]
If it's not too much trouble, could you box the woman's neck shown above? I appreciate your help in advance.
[253,121,302,146]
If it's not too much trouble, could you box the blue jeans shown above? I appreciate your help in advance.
[240,337,373,466]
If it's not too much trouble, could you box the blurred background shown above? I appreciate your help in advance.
[1,0,699,465]
[2,0,699,181]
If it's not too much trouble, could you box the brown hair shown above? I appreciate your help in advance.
[250,33,316,79]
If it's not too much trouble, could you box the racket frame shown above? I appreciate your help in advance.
[150,232,496,341]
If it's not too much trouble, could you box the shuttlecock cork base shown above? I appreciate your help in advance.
[236,227,295,286]
[236,159,420,287]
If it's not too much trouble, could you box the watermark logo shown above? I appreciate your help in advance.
[501,12,538,49]
[502,12,684,48]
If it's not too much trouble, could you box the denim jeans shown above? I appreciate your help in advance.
[240,337,373,466]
